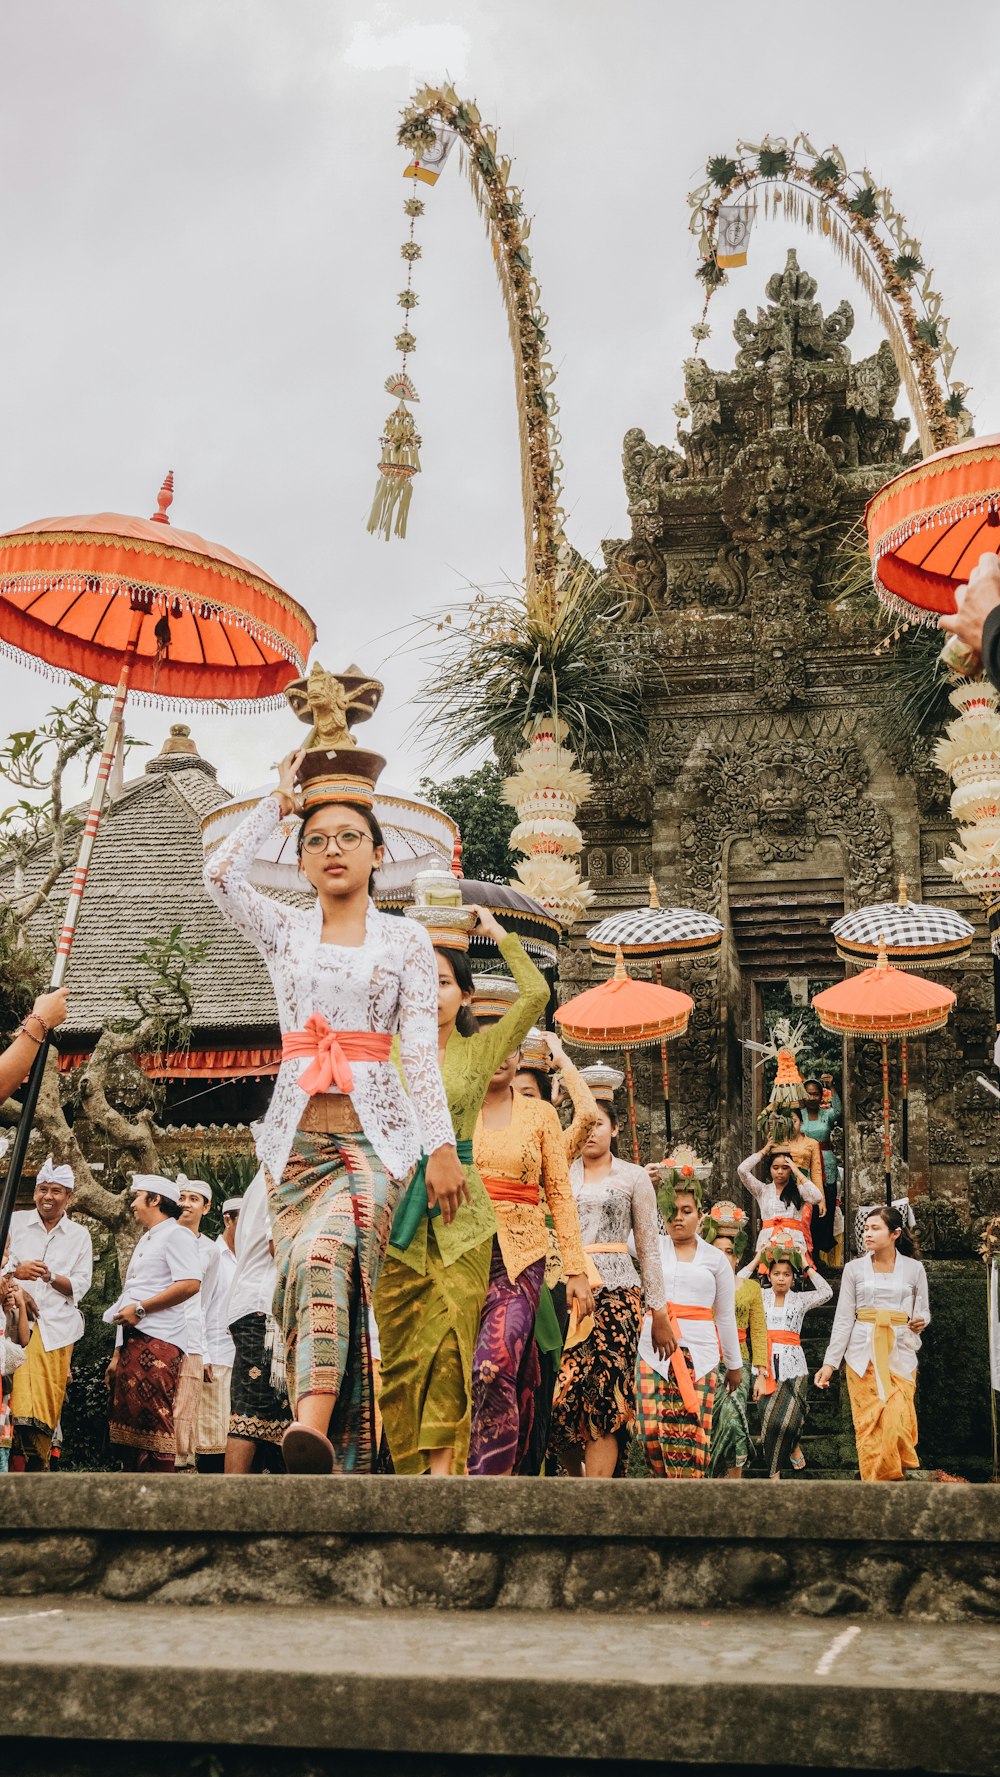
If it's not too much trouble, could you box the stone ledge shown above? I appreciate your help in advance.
[3,1472,995,1541]
[0,1599,997,1775]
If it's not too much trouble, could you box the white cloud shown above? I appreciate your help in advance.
[343,11,469,77]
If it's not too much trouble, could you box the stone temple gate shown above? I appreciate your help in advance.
[572,251,998,1238]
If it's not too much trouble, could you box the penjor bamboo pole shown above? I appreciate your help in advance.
[881,1040,893,1206]
[623,1050,640,1164]
[0,620,141,1255]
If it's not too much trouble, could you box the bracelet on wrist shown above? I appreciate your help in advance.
[16,1020,43,1046]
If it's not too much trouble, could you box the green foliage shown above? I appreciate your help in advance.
[847,185,878,219]
[916,318,940,349]
[893,251,924,281]
[707,154,738,187]
[810,156,843,187]
[419,764,517,884]
[757,147,789,177]
[697,256,727,290]
[172,1148,259,1238]
[415,564,650,768]
[119,925,210,1049]
[945,390,971,419]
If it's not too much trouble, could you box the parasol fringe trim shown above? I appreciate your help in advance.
[0,638,290,714]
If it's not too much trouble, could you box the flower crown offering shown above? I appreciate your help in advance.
[757,1232,805,1276]
[655,1145,711,1220]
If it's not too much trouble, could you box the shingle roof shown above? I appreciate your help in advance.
[0,736,302,1041]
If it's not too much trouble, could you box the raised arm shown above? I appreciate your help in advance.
[551,1043,600,1165]
[538,1102,587,1280]
[800,1264,834,1312]
[397,923,459,1161]
[737,1152,769,1205]
[790,1160,823,1207]
[203,792,289,959]
[628,1168,667,1312]
[470,929,550,1077]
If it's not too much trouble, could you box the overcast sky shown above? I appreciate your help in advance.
[2,0,998,805]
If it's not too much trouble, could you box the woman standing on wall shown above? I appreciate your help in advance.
[375,908,548,1476]
[815,1206,930,1481]
[205,673,464,1475]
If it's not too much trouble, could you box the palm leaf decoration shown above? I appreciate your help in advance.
[707,155,738,188]
[414,561,648,768]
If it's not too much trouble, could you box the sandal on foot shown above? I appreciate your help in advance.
[281,1422,335,1475]
[790,1452,807,1471]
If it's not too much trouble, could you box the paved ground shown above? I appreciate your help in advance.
[1,1596,998,1772]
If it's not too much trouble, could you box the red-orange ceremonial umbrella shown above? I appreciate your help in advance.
[866,434,1000,624]
[0,473,315,1249]
[812,942,956,1203]
[555,948,694,1161]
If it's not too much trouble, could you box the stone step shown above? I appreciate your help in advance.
[2,1474,997,1622]
[0,1595,997,1775]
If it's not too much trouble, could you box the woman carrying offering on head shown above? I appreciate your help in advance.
[755,1236,832,1479]
[703,1201,767,1479]
[469,1041,595,1475]
[374,901,549,1477]
[548,1090,670,1477]
[635,1157,742,1479]
[815,1206,930,1482]
[204,666,463,1475]
[737,1142,824,1276]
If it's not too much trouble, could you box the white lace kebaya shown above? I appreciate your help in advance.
[204,794,455,1187]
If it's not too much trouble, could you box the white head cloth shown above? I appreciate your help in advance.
[222,1198,242,1216]
[176,1173,212,1204]
[36,1155,75,1192]
[130,1173,182,1206]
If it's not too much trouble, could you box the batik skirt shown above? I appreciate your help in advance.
[549,1285,642,1453]
[467,1241,545,1476]
[846,1362,919,1482]
[374,1229,492,1475]
[229,1311,292,1445]
[269,1129,399,1473]
[708,1355,753,1475]
[635,1349,716,1477]
[760,1373,809,1477]
[108,1325,183,1457]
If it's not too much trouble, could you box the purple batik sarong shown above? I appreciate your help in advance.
[468,1241,545,1476]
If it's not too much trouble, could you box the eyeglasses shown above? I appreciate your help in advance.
[301,829,373,855]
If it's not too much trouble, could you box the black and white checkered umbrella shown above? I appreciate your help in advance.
[831,895,974,970]
[588,904,723,964]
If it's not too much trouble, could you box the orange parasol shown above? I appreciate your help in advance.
[866,435,1000,624]
[0,474,315,1252]
[555,949,694,1161]
[812,942,955,1203]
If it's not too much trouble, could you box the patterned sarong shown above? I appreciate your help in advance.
[108,1325,183,1463]
[635,1349,716,1477]
[269,1129,399,1473]
[845,1361,919,1481]
[550,1285,642,1453]
[760,1373,809,1477]
[172,1352,203,1466]
[468,1241,545,1476]
[197,1364,233,1456]
[11,1329,71,1470]
[229,1312,292,1445]
[374,1230,491,1475]
[708,1356,753,1475]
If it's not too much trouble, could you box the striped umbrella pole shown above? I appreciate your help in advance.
[0,619,141,1253]
[623,1050,640,1164]
[901,1037,909,1165]
[881,1040,893,1206]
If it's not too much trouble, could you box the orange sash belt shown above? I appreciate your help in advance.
[584,1243,628,1254]
[760,1327,801,1396]
[664,1302,717,1417]
[738,1327,747,1346]
[762,1215,803,1233]
[283,1016,392,1096]
[482,1175,540,1206]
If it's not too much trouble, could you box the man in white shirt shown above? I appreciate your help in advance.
[225,1169,291,1473]
[6,1157,93,1470]
[195,1196,240,1472]
[172,1175,213,1471]
[105,1176,201,1473]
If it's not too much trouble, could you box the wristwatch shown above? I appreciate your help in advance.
[134,1303,147,1322]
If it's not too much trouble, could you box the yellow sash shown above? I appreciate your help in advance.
[856,1307,908,1398]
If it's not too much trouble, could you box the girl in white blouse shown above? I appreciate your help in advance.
[757,1244,832,1477]
[205,747,462,1475]
[737,1143,824,1275]
[815,1206,930,1481]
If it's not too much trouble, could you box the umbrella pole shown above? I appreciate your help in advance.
[901,1036,909,1166]
[653,961,672,1146]
[881,1040,892,1206]
[0,634,139,1254]
[623,1050,640,1164]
